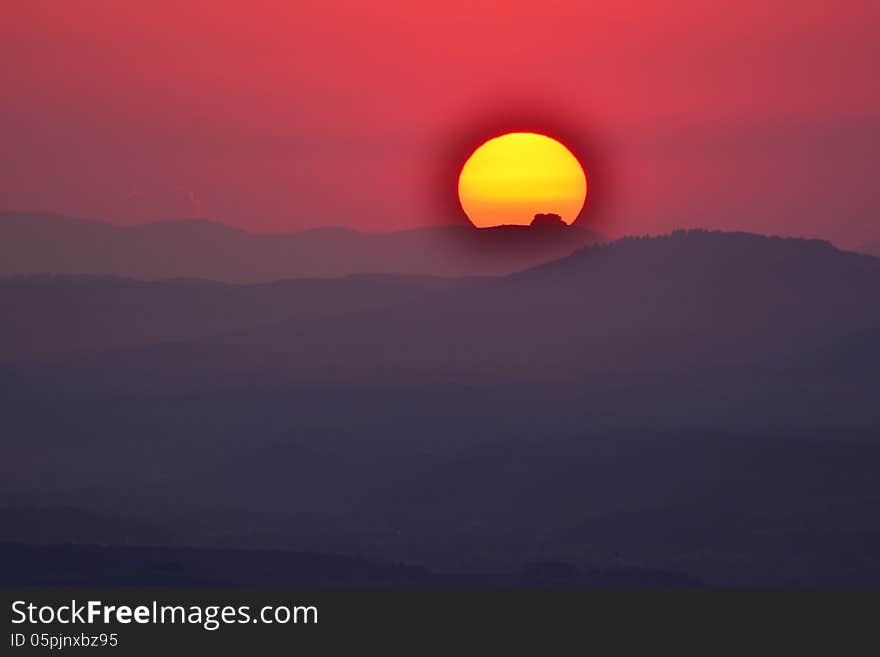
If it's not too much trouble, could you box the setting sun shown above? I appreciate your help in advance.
[458,132,587,228]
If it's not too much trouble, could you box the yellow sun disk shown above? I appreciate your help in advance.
[458,132,587,228]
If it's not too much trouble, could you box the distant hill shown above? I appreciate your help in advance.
[0,274,455,362]
[0,543,698,586]
[0,542,432,586]
[0,211,602,281]
[55,230,879,388]
[0,507,170,545]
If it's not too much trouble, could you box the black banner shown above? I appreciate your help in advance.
[2,587,878,653]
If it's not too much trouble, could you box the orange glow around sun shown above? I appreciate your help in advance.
[458,132,587,228]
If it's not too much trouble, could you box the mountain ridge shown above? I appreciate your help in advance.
[0,210,603,281]
[4,229,875,390]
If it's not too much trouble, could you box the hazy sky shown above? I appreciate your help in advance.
[2,1,878,246]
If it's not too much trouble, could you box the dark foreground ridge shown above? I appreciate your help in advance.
[0,543,699,586]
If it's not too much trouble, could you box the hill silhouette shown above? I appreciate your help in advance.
[45,230,877,388]
[0,542,698,586]
[530,213,568,228]
[0,274,456,362]
[0,211,601,281]
[0,507,171,545]
[2,230,879,584]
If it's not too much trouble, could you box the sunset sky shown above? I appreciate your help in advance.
[2,1,878,246]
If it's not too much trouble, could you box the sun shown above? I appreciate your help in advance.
[457,132,587,228]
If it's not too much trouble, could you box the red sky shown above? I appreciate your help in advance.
[2,1,878,246]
